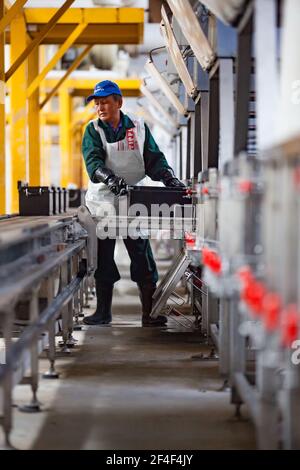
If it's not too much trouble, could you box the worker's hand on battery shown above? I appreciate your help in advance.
[159,168,186,189]
[106,175,128,196]
[94,166,128,196]
[165,178,186,188]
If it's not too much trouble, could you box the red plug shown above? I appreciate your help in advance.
[238,180,254,194]
[202,248,222,275]
[238,266,254,286]
[281,304,299,348]
[185,232,196,247]
[209,252,222,275]
[243,280,266,315]
[262,292,282,331]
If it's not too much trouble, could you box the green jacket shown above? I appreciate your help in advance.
[82,111,171,183]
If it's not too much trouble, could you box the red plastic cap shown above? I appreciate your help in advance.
[237,266,254,286]
[185,232,196,247]
[238,180,254,194]
[242,280,266,315]
[281,304,299,348]
[202,248,222,275]
[262,293,282,331]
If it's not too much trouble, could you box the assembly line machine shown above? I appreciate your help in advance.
[1,0,300,450]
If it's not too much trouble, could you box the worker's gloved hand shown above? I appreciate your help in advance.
[159,168,186,188]
[106,175,128,196]
[94,166,128,196]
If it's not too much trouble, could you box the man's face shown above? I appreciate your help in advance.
[94,95,122,122]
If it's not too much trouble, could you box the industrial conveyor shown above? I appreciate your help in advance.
[0,213,90,448]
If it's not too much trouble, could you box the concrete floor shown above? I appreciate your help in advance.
[2,242,256,450]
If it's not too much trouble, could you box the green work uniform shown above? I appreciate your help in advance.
[82,111,171,285]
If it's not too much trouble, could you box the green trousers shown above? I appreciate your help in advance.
[94,238,158,285]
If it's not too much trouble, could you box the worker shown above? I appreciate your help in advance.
[81,80,185,327]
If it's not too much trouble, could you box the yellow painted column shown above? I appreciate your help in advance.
[28,44,40,186]
[81,125,88,189]
[39,45,50,186]
[0,0,5,214]
[71,124,83,188]
[10,12,27,212]
[59,85,71,187]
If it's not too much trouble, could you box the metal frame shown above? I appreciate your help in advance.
[0,214,88,447]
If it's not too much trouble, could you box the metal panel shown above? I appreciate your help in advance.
[219,59,235,166]
[234,12,253,156]
[254,0,278,151]
[151,250,191,318]
[208,75,220,169]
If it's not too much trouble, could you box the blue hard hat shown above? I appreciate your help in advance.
[86,80,122,103]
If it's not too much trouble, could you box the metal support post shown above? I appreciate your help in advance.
[28,44,40,186]
[254,0,278,151]
[193,98,202,176]
[229,300,246,413]
[219,59,235,167]
[200,91,209,172]
[10,12,27,213]
[59,86,72,187]
[234,12,253,156]
[71,125,83,188]
[2,307,14,448]
[18,287,41,413]
[43,277,59,379]
[255,343,280,449]
[219,299,230,379]
[67,258,76,347]
[60,262,71,354]
[207,74,219,169]
[186,116,191,180]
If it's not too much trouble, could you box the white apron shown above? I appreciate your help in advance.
[85,114,146,216]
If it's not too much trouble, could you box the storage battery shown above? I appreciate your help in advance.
[19,186,54,216]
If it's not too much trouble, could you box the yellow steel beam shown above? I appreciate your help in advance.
[17,7,144,45]
[28,44,40,186]
[27,22,87,98]
[24,7,144,24]
[44,112,59,125]
[0,0,27,35]
[70,124,83,187]
[5,0,75,82]
[0,0,5,214]
[10,12,27,213]
[45,77,142,98]
[40,44,92,110]
[59,86,71,187]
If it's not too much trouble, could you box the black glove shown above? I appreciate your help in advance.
[94,166,128,196]
[159,168,186,188]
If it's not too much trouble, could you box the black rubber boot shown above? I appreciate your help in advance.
[83,280,113,325]
[137,283,167,327]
